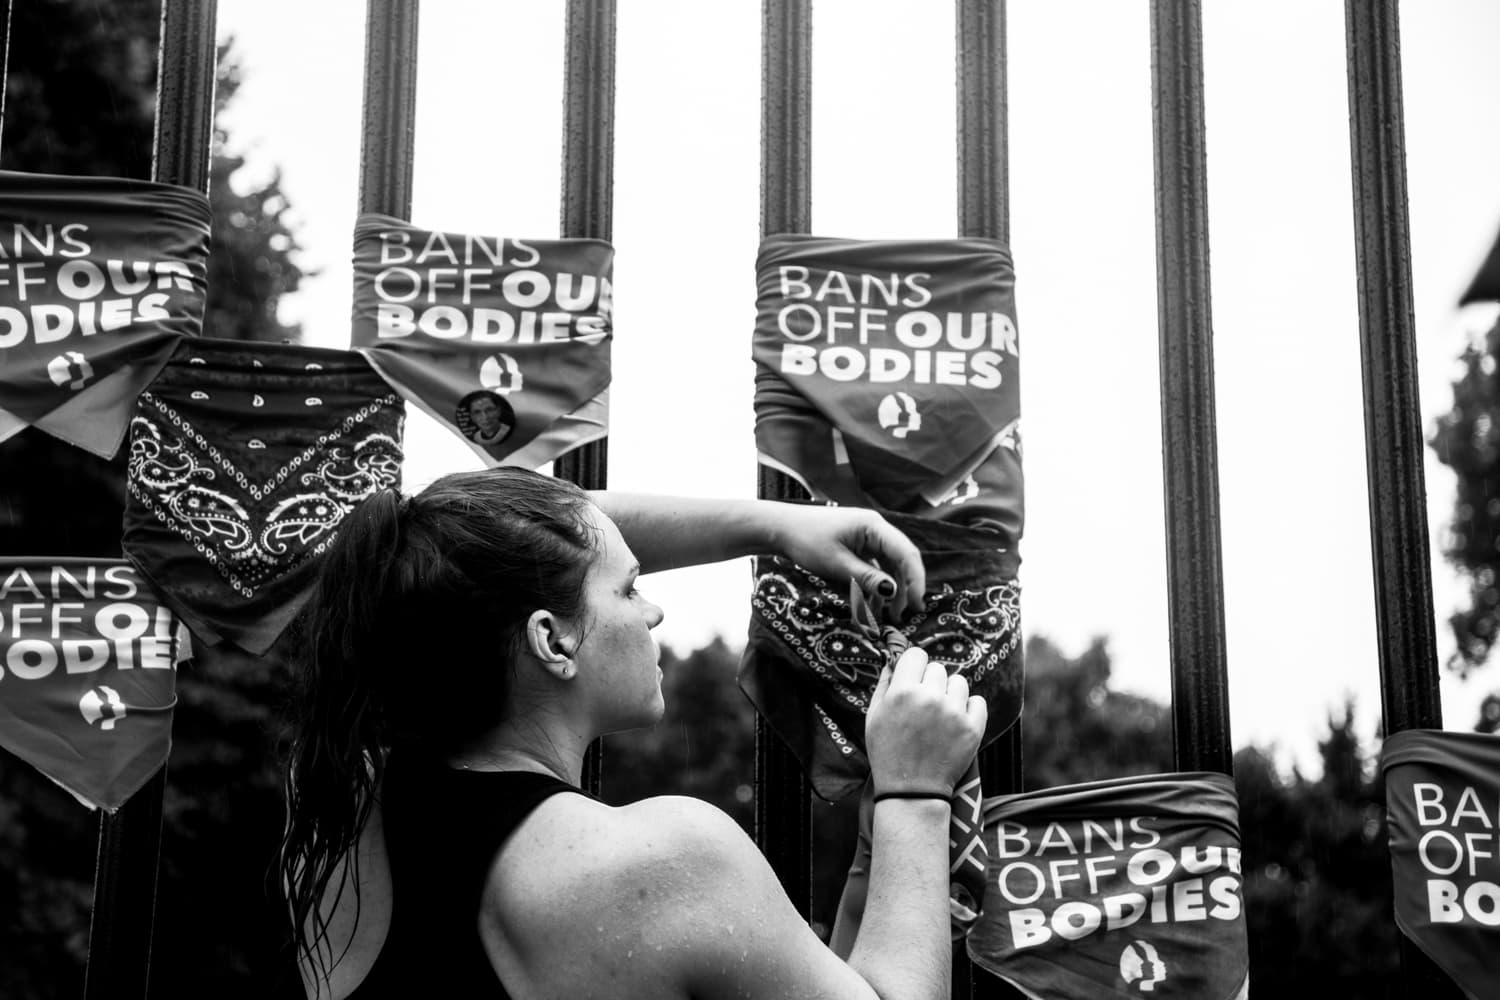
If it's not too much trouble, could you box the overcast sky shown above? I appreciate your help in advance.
[214,0,1500,774]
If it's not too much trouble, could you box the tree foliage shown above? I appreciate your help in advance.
[1431,314,1500,677]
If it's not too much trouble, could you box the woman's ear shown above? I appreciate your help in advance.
[524,609,578,680]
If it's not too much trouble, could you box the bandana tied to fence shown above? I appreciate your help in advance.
[0,170,211,458]
[1382,730,1500,1000]
[966,772,1249,1000]
[123,339,403,655]
[351,214,612,468]
[753,235,1022,538]
[0,559,185,811]
[740,512,1020,938]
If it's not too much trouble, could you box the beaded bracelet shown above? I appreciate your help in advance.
[872,790,953,804]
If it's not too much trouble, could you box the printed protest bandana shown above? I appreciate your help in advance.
[754,235,1022,537]
[1382,729,1500,1000]
[351,214,612,468]
[0,559,181,811]
[967,772,1248,1000]
[740,511,1022,804]
[123,339,403,655]
[0,170,211,457]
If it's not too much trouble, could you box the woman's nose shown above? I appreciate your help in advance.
[646,600,665,629]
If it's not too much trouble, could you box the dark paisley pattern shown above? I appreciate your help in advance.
[123,339,404,655]
[739,511,1023,805]
[128,394,401,596]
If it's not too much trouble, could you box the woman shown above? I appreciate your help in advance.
[281,467,986,1000]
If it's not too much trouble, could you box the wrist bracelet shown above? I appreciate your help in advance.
[873,790,953,805]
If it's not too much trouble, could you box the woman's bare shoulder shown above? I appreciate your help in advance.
[478,793,874,1000]
[488,792,758,902]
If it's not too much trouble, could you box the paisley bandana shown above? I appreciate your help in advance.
[351,214,612,468]
[739,511,1021,804]
[122,339,403,654]
[753,235,1022,538]
[0,170,211,458]
[967,773,1249,1000]
[1382,730,1500,1000]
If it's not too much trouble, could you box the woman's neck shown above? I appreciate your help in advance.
[446,724,588,786]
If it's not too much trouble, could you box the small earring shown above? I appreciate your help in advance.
[561,665,575,679]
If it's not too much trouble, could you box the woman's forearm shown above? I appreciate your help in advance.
[589,492,777,574]
[588,491,927,614]
[844,798,954,1000]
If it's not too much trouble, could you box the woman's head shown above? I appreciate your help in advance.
[297,466,600,753]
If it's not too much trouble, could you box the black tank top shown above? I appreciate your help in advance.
[345,754,586,1000]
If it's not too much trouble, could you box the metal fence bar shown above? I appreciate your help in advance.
[955,3,1025,997]
[0,0,13,154]
[556,0,617,796]
[1343,1,1442,735]
[757,0,814,913]
[1343,4,1459,996]
[358,0,419,219]
[1147,0,1234,776]
[83,4,219,995]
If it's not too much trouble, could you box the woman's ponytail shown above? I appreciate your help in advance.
[279,469,597,989]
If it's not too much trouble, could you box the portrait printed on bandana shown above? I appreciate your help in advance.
[0,171,211,458]
[1382,730,1500,1000]
[753,235,1022,539]
[0,559,184,812]
[122,339,404,655]
[351,215,612,468]
[966,773,1250,1000]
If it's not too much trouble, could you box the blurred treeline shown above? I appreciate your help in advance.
[1,1,1495,998]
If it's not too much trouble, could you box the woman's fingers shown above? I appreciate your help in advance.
[946,671,970,707]
[890,644,930,688]
[967,694,989,731]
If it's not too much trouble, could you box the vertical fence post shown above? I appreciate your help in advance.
[556,0,617,796]
[358,0,419,219]
[83,4,218,997]
[758,0,814,915]
[0,0,12,155]
[955,4,1024,997]
[1343,4,1460,996]
[1147,0,1233,776]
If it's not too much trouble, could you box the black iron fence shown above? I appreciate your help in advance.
[0,0,1462,996]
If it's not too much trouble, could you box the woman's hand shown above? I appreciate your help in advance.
[864,645,985,796]
[768,504,927,619]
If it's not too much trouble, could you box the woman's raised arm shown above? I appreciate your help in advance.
[589,492,926,618]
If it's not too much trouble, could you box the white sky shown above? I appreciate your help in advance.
[214,0,1500,775]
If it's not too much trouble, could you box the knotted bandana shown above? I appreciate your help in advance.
[122,339,403,654]
[1382,730,1500,1000]
[740,511,1021,804]
[0,170,211,458]
[967,772,1249,1000]
[351,214,611,468]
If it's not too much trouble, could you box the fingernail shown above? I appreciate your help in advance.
[876,577,897,598]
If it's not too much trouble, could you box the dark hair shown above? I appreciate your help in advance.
[279,467,596,990]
